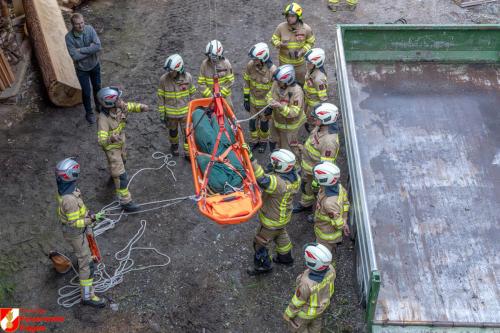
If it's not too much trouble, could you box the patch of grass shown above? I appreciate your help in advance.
[0,255,19,304]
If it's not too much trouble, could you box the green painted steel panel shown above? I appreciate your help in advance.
[340,25,500,62]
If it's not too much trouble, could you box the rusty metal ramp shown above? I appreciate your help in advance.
[347,62,500,326]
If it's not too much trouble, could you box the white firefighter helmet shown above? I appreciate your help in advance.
[205,40,224,59]
[273,64,295,85]
[248,42,270,62]
[55,158,80,182]
[313,162,340,186]
[270,149,296,173]
[305,48,326,67]
[164,54,184,73]
[313,103,339,125]
[304,243,332,271]
[97,86,122,109]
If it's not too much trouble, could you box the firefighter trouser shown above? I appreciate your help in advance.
[105,148,132,204]
[254,224,292,255]
[270,124,302,166]
[166,117,188,153]
[316,239,338,258]
[63,232,92,282]
[329,0,358,6]
[299,172,315,208]
[249,105,270,144]
[288,315,323,333]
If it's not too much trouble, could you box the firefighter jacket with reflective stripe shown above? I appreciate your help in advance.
[97,102,145,151]
[198,58,234,98]
[285,266,336,320]
[252,160,301,229]
[314,185,350,243]
[304,68,328,108]
[301,125,339,174]
[243,60,277,108]
[271,22,315,66]
[57,189,92,231]
[157,72,196,119]
[266,82,305,131]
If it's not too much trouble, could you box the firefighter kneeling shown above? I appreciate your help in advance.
[283,243,336,332]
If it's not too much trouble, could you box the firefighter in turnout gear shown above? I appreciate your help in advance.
[293,103,340,215]
[243,42,277,153]
[198,40,235,107]
[266,65,305,161]
[283,243,336,332]
[312,162,350,255]
[328,0,358,12]
[97,86,149,212]
[158,54,197,157]
[303,48,328,132]
[247,148,301,276]
[55,158,106,308]
[271,3,315,85]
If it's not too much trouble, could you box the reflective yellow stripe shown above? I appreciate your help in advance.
[276,241,292,254]
[271,34,281,47]
[291,294,306,307]
[189,86,196,94]
[80,278,93,287]
[164,105,189,116]
[320,156,335,163]
[254,165,264,178]
[286,41,305,49]
[243,72,251,81]
[201,88,212,97]
[305,137,321,158]
[279,54,304,65]
[221,87,232,97]
[264,175,277,194]
[103,142,124,151]
[158,106,166,114]
[243,87,250,94]
[116,188,130,197]
[306,98,320,107]
[259,211,290,229]
[250,96,268,107]
[127,102,142,112]
[272,113,306,130]
[160,89,191,98]
[314,225,343,241]
[301,159,314,173]
[285,307,295,318]
[308,293,318,318]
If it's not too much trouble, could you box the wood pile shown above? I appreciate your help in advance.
[0,49,14,90]
[23,0,81,107]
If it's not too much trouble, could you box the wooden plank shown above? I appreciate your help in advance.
[12,0,24,17]
[22,0,81,107]
[0,50,15,83]
[0,39,31,99]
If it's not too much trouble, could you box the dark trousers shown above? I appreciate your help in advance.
[76,63,101,114]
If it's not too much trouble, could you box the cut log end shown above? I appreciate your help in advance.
[49,81,82,107]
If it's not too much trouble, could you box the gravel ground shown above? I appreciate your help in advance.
[0,1,498,332]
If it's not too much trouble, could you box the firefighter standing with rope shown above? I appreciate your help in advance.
[158,54,197,159]
[293,103,340,216]
[55,158,106,308]
[243,42,277,153]
[283,243,336,332]
[271,3,316,86]
[303,48,329,132]
[198,40,235,107]
[97,87,149,212]
[266,64,305,162]
[246,148,301,275]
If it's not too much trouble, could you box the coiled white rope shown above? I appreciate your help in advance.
[57,152,196,308]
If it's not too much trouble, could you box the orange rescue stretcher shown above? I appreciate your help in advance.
[186,78,262,225]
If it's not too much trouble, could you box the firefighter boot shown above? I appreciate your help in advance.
[247,247,273,276]
[121,201,140,213]
[170,143,180,157]
[81,280,106,308]
[272,251,294,266]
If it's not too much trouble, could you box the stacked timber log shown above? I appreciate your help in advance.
[23,0,81,107]
[0,49,14,90]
